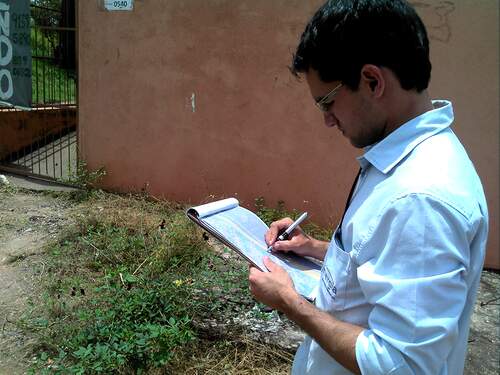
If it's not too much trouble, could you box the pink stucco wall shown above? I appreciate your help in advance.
[78,1,499,269]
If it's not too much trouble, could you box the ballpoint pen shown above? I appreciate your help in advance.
[267,212,308,252]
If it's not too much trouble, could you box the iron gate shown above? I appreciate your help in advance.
[0,0,77,181]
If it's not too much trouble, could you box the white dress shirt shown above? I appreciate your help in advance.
[292,100,489,374]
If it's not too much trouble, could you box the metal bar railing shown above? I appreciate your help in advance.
[0,1,78,182]
[30,4,62,13]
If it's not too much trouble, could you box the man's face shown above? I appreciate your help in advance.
[305,69,386,148]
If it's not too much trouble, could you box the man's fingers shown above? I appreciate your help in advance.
[248,265,262,279]
[265,229,276,245]
[273,236,300,252]
[272,240,287,251]
[263,256,274,272]
[263,256,283,273]
[266,218,294,245]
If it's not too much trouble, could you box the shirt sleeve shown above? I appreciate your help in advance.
[353,193,472,375]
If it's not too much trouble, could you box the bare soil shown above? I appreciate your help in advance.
[0,189,75,374]
[0,188,498,374]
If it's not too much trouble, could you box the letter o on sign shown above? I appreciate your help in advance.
[0,69,13,100]
[0,35,13,66]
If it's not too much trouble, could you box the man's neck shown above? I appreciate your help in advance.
[384,89,434,136]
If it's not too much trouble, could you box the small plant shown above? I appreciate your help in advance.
[65,160,106,190]
[254,196,294,226]
[21,191,254,373]
[254,196,333,241]
[24,226,199,372]
[0,178,18,195]
[17,191,334,373]
[32,282,195,374]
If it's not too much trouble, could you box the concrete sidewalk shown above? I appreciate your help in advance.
[0,172,79,192]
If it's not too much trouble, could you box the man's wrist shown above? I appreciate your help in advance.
[280,289,363,375]
[307,238,329,260]
[280,289,311,318]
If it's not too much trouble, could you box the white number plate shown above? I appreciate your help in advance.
[104,0,133,11]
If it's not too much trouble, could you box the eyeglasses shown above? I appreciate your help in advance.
[315,83,343,112]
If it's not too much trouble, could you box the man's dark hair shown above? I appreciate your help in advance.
[292,0,431,91]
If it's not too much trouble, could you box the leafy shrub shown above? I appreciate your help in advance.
[35,281,194,374]
[254,196,333,241]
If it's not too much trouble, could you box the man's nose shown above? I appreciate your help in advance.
[323,112,338,127]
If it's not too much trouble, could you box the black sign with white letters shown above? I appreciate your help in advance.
[0,0,31,109]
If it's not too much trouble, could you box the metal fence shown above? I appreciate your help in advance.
[0,0,77,181]
[31,1,77,107]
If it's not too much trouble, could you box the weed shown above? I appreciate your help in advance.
[35,283,195,373]
[254,196,291,226]
[0,180,19,195]
[164,337,293,374]
[254,196,333,241]
[17,191,332,373]
[21,191,254,373]
[61,161,106,201]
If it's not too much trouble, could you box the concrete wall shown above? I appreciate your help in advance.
[78,0,499,269]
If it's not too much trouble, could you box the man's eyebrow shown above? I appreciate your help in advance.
[314,95,324,103]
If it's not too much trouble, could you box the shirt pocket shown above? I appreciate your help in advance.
[316,228,352,312]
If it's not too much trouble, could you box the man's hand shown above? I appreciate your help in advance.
[248,256,362,374]
[266,217,329,260]
[248,256,299,311]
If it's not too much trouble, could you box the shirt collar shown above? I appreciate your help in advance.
[358,100,454,174]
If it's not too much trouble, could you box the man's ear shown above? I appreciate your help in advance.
[361,64,384,97]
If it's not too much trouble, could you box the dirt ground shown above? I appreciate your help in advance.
[0,188,77,374]
[0,187,498,374]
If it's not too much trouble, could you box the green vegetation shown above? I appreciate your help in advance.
[22,195,203,372]
[18,193,278,373]
[62,161,107,198]
[0,180,19,196]
[254,196,333,241]
[16,191,329,373]
[31,26,76,105]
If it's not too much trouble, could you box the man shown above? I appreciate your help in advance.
[248,1,489,374]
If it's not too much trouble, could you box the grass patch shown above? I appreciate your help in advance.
[17,192,329,373]
[0,181,20,196]
[19,192,259,373]
[23,219,201,372]
[164,338,294,374]
[254,196,333,241]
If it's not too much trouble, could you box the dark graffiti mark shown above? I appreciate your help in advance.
[410,1,456,43]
